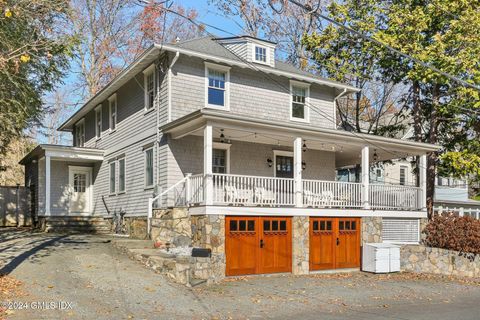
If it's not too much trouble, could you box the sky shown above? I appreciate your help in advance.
[177,0,245,37]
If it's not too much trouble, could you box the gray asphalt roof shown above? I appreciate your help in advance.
[171,36,354,89]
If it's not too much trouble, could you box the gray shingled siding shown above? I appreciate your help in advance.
[223,42,248,61]
[170,55,336,128]
[51,51,340,216]
[167,135,336,183]
[67,59,168,216]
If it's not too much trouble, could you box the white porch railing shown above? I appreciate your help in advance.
[303,180,362,208]
[369,184,421,210]
[211,174,295,206]
[153,174,423,211]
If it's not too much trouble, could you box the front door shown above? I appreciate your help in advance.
[275,156,293,178]
[310,217,360,270]
[69,167,92,214]
[225,216,292,276]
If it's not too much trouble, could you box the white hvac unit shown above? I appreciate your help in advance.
[362,243,401,273]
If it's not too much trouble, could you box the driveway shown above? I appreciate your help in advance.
[1,228,480,320]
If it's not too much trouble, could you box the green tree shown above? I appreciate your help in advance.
[0,0,74,156]
[302,0,480,218]
[376,0,480,217]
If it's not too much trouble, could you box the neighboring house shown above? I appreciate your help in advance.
[20,36,439,277]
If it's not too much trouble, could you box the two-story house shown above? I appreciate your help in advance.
[20,36,439,278]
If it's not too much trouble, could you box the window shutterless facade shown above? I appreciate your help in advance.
[75,120,85,147]
[144,65,155,110]
[144,148,154,188]
[205,62,230,110]
[255,46,267,63]
[109,94,117,131]
[400,166,407,185]
[95,105,102,139]
[109,162,116,194]
[290,83,309,122]
[118,158,126,193]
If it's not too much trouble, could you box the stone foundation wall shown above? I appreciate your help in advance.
[151,208,192,247]
[401,245,480,278]
[361,217,382,243]
[292,216,309,275]
[124,217,148,239]
[191,214,226,282]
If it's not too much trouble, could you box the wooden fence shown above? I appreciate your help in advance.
[0,186,31,227]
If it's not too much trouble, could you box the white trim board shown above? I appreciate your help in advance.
[189,206,428,218]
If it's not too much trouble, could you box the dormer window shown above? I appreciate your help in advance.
[255,46,267,63]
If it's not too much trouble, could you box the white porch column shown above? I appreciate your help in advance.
[419,154,427,210]
[294,137,303,208]
[204,125,213,205]
[45,155,51,216]
[361,145,370,209]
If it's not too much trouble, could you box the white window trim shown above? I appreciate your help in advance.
[289,80,310,123]
[118,156,126,194]
[75,119,85,147]
[109,161,116,195]
[95,105,102,139]
[252,45,270,65]
[204,62,231,111]
[143,64,156,111]
[213,142,231,174]
[108,94,117,133]
[144,146,154,189]
[68,166,93,214]
[273,150,293,177]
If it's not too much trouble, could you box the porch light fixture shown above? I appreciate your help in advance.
[302,140,307,152]
[267,158,273,167]
[373,149,378,162]
[220,129,225,143]
[302,160,307,170]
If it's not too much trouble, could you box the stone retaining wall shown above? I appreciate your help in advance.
[124,216,148,239]
[401,245,480,278]
[151,208,192,247]
[191,214,226,282]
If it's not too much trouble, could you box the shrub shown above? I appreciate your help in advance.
[423,214,480,255]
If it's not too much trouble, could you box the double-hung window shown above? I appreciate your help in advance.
[95,105,102,139]
[144,65,155,110]
[144,147,154,188]
[118,157,126,193]
[109,162,116,194]
[75,120,85,147]
[205,63,230,109]
[255,46,267,63]
[109,94,117,131]
[290,82,309,122]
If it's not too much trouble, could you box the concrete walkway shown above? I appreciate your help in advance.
[2,229,480,320]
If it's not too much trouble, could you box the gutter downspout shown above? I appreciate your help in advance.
[333,88,348,129]
[149,51,179,238]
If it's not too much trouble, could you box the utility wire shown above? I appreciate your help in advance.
[287,0,480,92]
[149,5,438,174]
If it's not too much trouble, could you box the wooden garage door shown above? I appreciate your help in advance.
[226,216,292,276]
[310,217,360,271]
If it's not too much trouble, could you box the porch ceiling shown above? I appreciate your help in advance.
[19,144,104,165]
[161,109,441,168]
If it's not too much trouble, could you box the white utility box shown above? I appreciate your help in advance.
[362,243,401,273]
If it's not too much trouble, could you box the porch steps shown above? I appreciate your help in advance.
[42,216,112,234]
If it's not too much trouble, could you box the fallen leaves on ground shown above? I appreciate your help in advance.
[0,274,24,320]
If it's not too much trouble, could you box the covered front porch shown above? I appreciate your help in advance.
[20,145,104,217]
[157,109,438,213]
